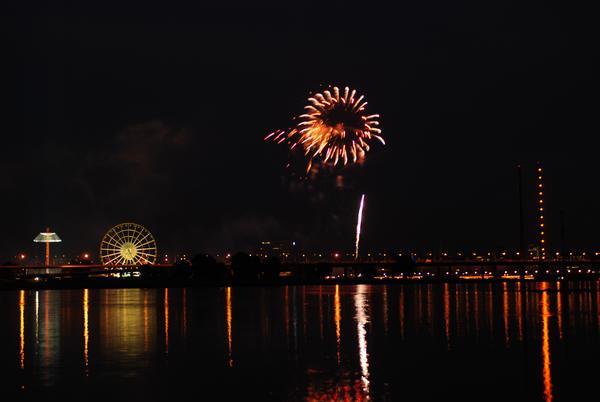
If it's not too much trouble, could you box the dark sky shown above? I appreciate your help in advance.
[2,0,596,259]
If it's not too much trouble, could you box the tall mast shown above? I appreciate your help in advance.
[536,162,546,260]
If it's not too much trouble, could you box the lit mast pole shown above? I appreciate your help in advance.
[517,165,525,280]
[45,227,51,267]
[537,162,546,260]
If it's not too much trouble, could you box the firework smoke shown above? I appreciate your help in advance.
[265,86,384,172]
[355,194,365,260]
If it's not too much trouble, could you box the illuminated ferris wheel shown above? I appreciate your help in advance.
[100,223,157,266]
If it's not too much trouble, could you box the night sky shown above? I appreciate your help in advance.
[2,1,596,259]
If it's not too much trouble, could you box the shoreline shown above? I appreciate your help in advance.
[1,276,597,291]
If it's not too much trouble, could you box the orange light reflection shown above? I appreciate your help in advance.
[19,290,25,370]
[164,289,169,355]
[474,285,480,340]
[399,289,405,340]
[503,282,510,346]
[516,282,523,342]
[444,283,450,350]
[83,289,89,372]
[383,285,389,335]
[334,285,341,366]
[226,287,233,367]
[319,286,324,341]
[541,284,553,402]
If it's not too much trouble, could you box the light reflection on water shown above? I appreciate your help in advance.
[354,284,370,396]
[19,290,25,370]
[98,289,149,366]
[541,284,553,402]
[4,282,600,400]
[444,283,450,349]
[226,286,233,367]
[164,288,169,355]
[334,284,341,365]
[83,288,89,373]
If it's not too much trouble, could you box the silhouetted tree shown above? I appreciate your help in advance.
[173,259,192,279]
[231,252,261,281]
[262,256,282,280]
[192,254,217,281]
[213,262,230,281]
[391,255,416,277]
[191,254,229,281]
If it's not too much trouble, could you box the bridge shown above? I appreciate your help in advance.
[1,259,599,285]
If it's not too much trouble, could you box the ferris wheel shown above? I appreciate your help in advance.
[100,223,157,266]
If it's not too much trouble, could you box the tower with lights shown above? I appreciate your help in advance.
[33,228,62,267]
[536,162,546,260]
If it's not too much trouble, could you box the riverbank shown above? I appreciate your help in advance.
[1,275,598,291]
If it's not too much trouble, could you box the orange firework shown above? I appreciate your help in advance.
[265,86,384,172]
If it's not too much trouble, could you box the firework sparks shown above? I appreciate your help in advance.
[265,86,384,172]
[355,194,365,261]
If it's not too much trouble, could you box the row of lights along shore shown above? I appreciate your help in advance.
[11,162,589,265]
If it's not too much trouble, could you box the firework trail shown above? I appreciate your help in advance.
[265,86,384,172]
[355,194,365,261]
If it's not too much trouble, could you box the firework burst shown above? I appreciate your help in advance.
[265,86,384,172]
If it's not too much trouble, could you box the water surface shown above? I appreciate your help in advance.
[1,283,599,401]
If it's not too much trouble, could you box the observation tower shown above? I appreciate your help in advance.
[33,228,62,267]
